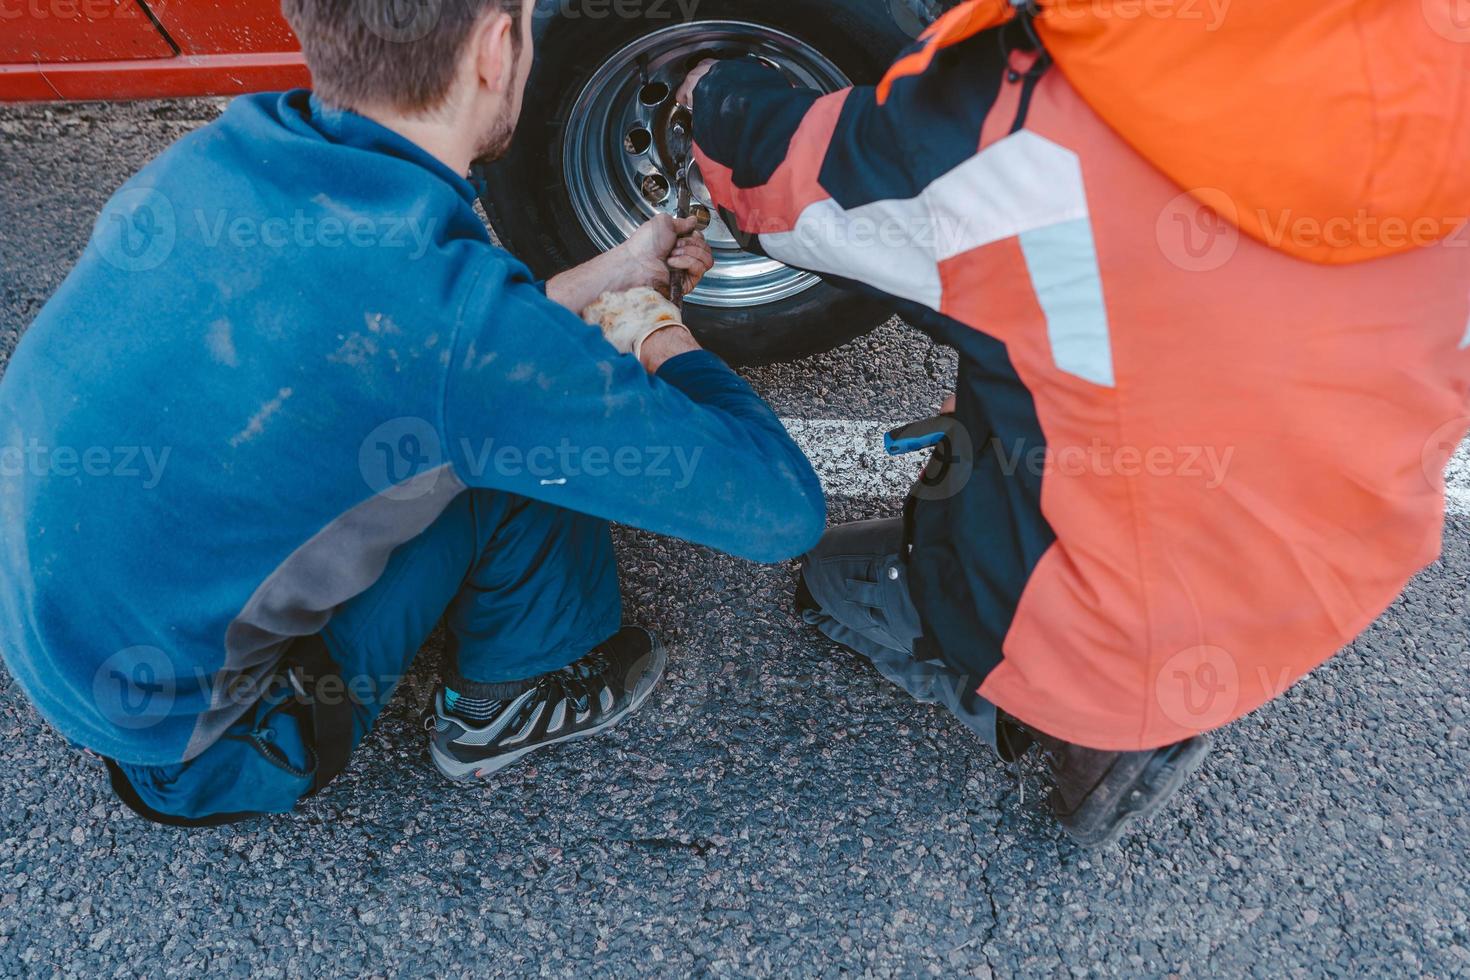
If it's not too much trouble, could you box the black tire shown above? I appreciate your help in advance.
[479,0,917,365]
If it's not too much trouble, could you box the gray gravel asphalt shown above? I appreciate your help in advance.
[2,99,1468,978]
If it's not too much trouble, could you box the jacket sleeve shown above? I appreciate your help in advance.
[439,254,827,564]
[691,58,917,239]
[690,34,1008,315]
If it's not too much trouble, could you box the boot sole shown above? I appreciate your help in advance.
[429,638,667,782]
[1054,734,1212,848]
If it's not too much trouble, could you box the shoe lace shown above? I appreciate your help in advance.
[996,714,1034,804]
[1013,746,1040,806]
[539,650,610,714]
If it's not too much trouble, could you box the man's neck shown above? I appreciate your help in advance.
[354,105,474,177]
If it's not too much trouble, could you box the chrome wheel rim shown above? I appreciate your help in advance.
[562,21,850,309]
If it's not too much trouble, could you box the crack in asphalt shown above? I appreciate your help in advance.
[626,837,718,857]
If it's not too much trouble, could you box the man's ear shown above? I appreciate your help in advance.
[471,9,517,96]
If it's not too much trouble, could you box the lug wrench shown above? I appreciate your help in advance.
[665,107,695,309]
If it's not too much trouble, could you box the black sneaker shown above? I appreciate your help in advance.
[1000,711,1211,848]
[428,627,667,781]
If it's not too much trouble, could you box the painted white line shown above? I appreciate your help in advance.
[784,417,1470,517]
[780,418,914,500]
[1447,438,1470,518]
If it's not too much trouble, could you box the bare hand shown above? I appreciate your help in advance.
[546,214,714,315]
[676,58,719,109]
[616,213,715,296]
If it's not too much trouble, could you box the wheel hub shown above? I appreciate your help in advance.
[562,21,851,309]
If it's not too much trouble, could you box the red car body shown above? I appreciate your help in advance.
[1,0,308,101]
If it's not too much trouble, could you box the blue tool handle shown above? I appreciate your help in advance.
[884,416,951,456]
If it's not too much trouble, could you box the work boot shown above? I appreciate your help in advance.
[427,627,666,781]
[999,711,1211,848]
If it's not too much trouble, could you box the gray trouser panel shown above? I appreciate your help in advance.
[799,517,999,751]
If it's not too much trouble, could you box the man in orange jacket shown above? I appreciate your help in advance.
[679,0,1470,845]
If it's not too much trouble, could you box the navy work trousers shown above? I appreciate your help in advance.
[116,490,620,820]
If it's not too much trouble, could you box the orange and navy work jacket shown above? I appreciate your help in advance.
[691,0,1470,749]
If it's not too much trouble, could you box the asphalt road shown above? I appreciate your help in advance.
[2,100,1468,978]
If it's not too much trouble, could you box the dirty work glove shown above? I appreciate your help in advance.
[583,286,686,363]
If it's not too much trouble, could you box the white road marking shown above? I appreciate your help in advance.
[780,418,915,500]
[784,417,1470,518]
[1447,439,1470,518]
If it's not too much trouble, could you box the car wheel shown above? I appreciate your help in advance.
[479,0,919,365]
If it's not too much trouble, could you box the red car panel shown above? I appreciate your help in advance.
[0,0,309,101]
[1,0,175,63]
[145,0,300,54]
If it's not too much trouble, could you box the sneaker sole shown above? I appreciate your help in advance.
[1054,734,1212,848]
[429,638,668,782]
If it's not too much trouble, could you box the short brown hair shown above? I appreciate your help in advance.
[282,0,525,113]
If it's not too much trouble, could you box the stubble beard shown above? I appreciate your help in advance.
[473,107,517,166]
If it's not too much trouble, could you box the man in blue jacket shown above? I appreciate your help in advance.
[0,0,826,825]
